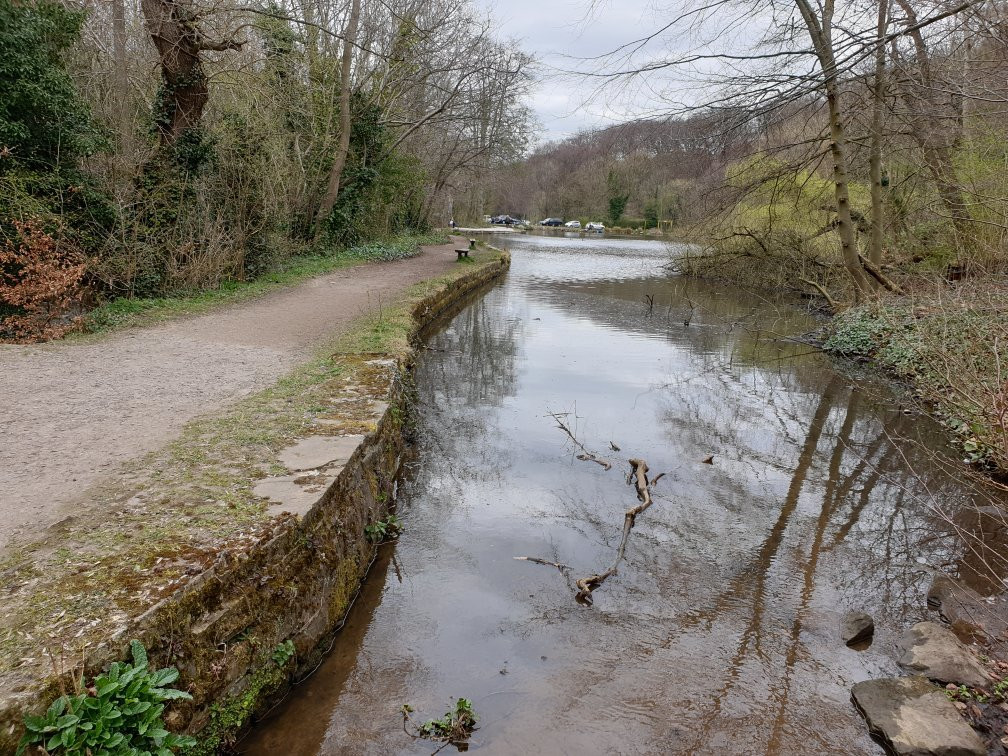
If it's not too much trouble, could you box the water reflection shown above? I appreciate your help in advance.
[242,234,1001,756]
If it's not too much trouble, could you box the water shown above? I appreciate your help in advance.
[242,234,995,755]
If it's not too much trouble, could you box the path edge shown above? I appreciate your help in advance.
[0,250,510,754]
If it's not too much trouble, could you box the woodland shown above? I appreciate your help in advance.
[0,0,531,340]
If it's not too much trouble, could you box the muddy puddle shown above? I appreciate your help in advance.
[242,234,1002,755]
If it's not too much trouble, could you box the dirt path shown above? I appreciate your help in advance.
[0,242,461,553]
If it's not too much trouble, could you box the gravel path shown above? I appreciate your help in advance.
[0,242,461,553]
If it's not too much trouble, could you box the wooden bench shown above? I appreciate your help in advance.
[455,238,476,260]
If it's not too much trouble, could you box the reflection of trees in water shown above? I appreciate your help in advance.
[521,275,817,363]
[404,292,525,499]
[417,292,524,409]
[650,353,1000,752]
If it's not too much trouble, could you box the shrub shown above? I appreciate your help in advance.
[0,0,98,171]
[17,640,195,755]
[341,232,448,263]
[0,220,85,342]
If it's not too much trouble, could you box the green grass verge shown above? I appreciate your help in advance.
[78,232,449,336]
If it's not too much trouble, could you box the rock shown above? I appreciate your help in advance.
[841,611,875,647]
[851,676,986,756]
[928,574,1008,646]
[276,435,364,472]
[896,622,990,689]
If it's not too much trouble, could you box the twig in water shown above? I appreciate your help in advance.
[547,411,613,470]
[514,556,570,573]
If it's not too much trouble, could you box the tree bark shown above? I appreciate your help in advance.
[316,0,361,227]
[795,0,872,295]
[112,0,130,149]
[868,0,889,266]
[140,0,242,145]
[892,0,971,248]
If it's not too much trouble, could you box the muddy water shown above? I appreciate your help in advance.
[243,235,990,755]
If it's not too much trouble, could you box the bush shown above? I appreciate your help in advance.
[17,640,195,756]
[0,220,85,342]
[0,0,98,171]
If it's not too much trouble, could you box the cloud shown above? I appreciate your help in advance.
[482,0,662,143]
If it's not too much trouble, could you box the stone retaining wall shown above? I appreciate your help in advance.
[0,251,509,754]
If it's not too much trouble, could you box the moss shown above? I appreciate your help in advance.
[182,660,289,756]
[0,250,509,754]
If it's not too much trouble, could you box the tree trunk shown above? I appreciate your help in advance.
[892,0,971,250]
[868,0,888,266]
[141,0,208,144]
[112,0,130,149]
[140,0,241,146]
[316,0,361,228]
[795,0,872,295]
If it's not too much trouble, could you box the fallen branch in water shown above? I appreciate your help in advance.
[547,411,613,470]
[514,556,570,573]
[575,458,660,605]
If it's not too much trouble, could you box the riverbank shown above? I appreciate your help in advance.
[821,281,1008,474]
[676,243,1008,750]
[675,239,1008,475]
[0,243,509,752]
[244,232,1003,754]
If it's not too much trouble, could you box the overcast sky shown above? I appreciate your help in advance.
[479,0,797,147]
[481,0,666,144]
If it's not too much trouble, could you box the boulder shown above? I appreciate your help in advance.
[851,676,986,756]
[928,574,1008,647]
[841,611,875,647]
[896,622,990,690]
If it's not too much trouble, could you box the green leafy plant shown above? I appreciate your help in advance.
[946,683,988,704]
[271,639,295,667]
[18,640,195,755]
[991,678,1008,702]
[401,698,478,744]
[365,514,403,543]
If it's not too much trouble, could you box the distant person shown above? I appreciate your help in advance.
[449,219,456,229]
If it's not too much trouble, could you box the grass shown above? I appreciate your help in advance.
[78,232,449,336]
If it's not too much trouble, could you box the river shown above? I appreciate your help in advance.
[241,233,992,755]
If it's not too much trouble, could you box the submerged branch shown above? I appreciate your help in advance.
[514,556,571,572]
[575,458,660,605]
[548,411,613,470]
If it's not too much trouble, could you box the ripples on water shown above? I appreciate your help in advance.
[242,234,999,755]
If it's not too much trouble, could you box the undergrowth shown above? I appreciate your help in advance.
[17,640,193,756]
[823,291,1008,469]
[79,231,448,336]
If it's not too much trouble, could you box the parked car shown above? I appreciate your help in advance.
[539,218,564,227]
[491,214,523,225]
[586,222,606,232]
[564,220,582,229]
